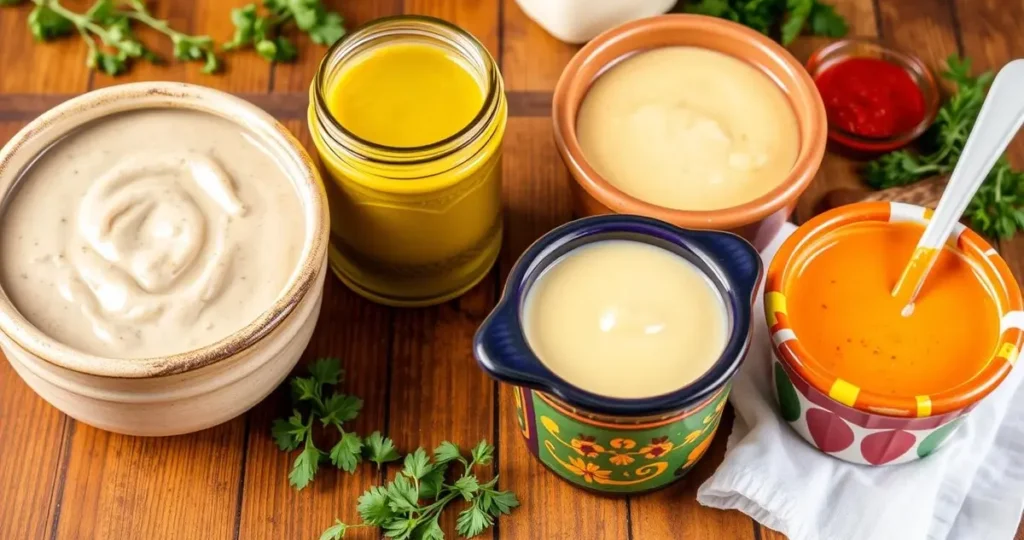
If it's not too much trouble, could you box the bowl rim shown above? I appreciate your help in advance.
[551,14,827,230]
[765,201,1024,418]
[806,37,941,153]
[474,214,763,417]
[0,82,330,379]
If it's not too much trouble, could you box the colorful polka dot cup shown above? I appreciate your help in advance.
[474,215,762,493]
[765,202,1023,465]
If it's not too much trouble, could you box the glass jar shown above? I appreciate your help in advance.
[308,16,507,307]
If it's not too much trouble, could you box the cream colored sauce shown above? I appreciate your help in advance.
[0,109,305,358]
[576,46,800,211]
[523,240,727,399]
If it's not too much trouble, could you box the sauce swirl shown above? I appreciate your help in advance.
[0,110,305,358]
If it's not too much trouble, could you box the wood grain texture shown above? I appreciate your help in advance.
[53,421,245,540]
[0,1,91,93]
[496,117,630,540]
[500,0,577,91]
[234,120,392,540]
[404,0,499,57]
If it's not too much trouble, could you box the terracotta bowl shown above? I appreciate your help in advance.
[474,215,762,494]
[765,202,1023,465]
[0,83,330,436]
[552,14,827,251]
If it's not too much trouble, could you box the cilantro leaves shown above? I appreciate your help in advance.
[2,0,345,74]
[684,0,847,45]
[272,358,400,490]
[320,439,519,540]
[863,56,1024,239]
[225,0,346,63]
[15,0,218,75]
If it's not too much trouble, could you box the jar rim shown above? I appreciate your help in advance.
[311,15,502,159]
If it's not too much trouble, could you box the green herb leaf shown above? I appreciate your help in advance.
[224,3,258,49]
[357,486,395,526]
[684,0,846,43]
[273,36,298,62]
[484,489,520,516]
[433,441,462,465]
[386,475,420,514]
[309,357,342,386]
[321,393,363,427]
[289,442,323,490]
[85,0,115,24]
[418,462,447,500]
[470,440,494,466]
[28,3,73,41]
[808,1,848,37]
[330,432,364,473]
[781,0,813,45]
[455,504,493,538]
[319,520,348,540]
[414,518,445,540]
[365,431,401,468]
[290,376,320,402]
[271,410,307,451]
[308,10,345,45]
[225,0,345,63]
[454,475,480,501]
[402,448,433,480]
[382,517,418,540]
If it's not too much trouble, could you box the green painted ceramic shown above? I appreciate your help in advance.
[511,385,730,494]
[475,216,762,494]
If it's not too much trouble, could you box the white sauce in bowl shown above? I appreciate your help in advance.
[0,109,305,358]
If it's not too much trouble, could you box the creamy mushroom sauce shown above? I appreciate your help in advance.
[0,109,305,359]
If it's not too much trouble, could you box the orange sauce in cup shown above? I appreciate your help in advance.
[786,221,1000,397]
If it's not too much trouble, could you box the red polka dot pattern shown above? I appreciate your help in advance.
[861,430,917,465]
[806,408,855,453]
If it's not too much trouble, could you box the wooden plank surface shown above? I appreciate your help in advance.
[0,1,1022,539]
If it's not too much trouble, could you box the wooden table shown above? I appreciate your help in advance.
[1,0,1023,538]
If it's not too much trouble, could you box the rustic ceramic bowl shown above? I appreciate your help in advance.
[552,14,827,251]
[0,82,330,436]
[765,202,1023,465]
[474,215,762,494]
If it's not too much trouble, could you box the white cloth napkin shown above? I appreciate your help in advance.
[697,223,1024,540]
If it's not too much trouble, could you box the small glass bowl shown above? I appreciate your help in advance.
[806,38,941,154]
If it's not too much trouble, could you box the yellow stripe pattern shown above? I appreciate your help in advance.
[766,292,787,326]
[829,378,860,407]
[915,395,932,417]
[998,343,1019,366]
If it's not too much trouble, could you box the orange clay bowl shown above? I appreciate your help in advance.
[552,14,827,251]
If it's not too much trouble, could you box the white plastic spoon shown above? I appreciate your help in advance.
[892,59,1024,314]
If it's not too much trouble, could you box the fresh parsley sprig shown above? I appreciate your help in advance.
[684,0,848,45]
[863,56,1024,238]
[320,440,519,540]
[224,0,345,63]
[272,358,400,489]
[10,0,219,75]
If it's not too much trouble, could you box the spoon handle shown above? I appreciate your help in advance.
[893,59,1024,305]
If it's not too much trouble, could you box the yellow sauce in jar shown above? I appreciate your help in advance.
[309,17,507,307]
[327,42,485,147]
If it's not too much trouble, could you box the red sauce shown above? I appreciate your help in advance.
[814,57,926,139]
